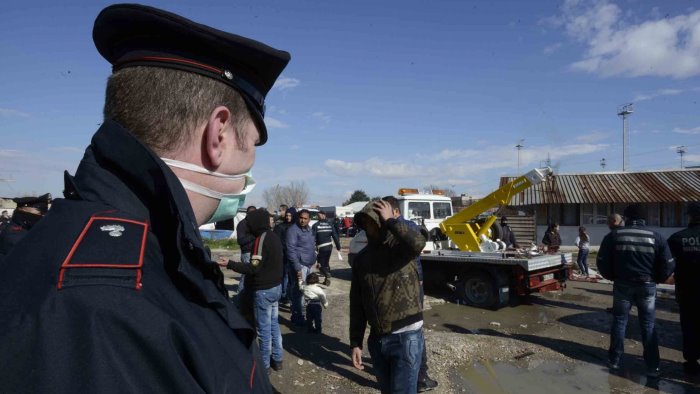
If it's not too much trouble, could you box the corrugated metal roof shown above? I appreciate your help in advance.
[500,169,700,206]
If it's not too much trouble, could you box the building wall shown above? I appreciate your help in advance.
[536,225,685,247]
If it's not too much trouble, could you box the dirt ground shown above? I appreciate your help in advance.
[213,240,700,394]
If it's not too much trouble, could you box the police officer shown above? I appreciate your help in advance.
[312,210,341,286]
[0,4,289,393]
[597,204,675,378]
[0,194,51,260]
[668,202,700,376]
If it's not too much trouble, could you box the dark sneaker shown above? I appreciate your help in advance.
[270,359,283,371]
[607,360,620,371]
[647,368,661,379]
[323,278,331,286]
[683,361,700,376]
[417,376,438,392]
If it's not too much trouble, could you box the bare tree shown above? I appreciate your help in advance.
[422,184,457,197]
[262,181,310,209]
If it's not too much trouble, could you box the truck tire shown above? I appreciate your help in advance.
[459,272,496,309]
[428,227,447,241]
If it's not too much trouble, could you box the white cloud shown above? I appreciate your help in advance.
[312,112,331,125]
[575,131,609,143]
[543,42,562,54]
[0,149,26,158]
[264,117,289,129]
[685,154,700,163]
[48,146,84,153]
[0,108,30,118]
[324,158,421,178]
[633,88,685,102]
[324,142,608,186]
[673,126,700,134]
[552,0,700,78]
[272,76,300,91]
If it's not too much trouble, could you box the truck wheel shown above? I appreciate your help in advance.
[459,272,496,309]
[428,227,447,241]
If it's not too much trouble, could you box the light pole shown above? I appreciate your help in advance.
[515,139,524,174]
[600,158,606,170]
[677,146,687,169]
[617,103,634,171]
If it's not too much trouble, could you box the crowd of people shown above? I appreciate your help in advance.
[0,3,697,393]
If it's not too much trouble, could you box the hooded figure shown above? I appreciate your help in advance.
[218,209,284,372]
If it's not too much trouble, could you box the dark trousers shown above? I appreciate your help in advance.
[679,296,700,362]
[317,248,332,279]
[306,302,323,333]
[609,282,659,371]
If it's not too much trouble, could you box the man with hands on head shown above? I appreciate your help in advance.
[350,200,426,393]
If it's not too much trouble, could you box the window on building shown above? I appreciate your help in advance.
[647,203,660,226]
[407,202,430,220]
[662,202,686,227]
[535,205,548,225]
[562,204,578,226]
[581,204,595,225]
[433,202,452,219]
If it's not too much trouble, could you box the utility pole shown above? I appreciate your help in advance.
[515,139,524,173]
[544,153,551,168]
[600,158,606,170]
[677,146,687,169]
[617,103,634,171]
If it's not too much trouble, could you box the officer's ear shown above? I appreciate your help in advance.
[202,106,232,169]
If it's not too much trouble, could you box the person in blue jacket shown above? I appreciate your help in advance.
[285,208,317,325]
[0,4,289,392]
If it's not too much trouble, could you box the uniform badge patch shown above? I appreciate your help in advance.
[58,213,148,290]
[100,224,126,237]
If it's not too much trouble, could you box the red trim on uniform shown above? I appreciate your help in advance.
[138,56,222,74]
[249,360,256,389]
[57,215,148,290]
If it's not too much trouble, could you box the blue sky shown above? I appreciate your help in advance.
[1,0,699,207]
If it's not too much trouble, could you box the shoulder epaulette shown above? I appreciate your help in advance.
[58,211,148,291]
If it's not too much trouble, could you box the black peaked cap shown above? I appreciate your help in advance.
[93,3,291,145]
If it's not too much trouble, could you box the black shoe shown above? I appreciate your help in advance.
[607,360,620,371]
[417,376,438,392]
[323,278,331,286]
[647,368,661,379]
[683,361,700,376]
[270,359,283,371]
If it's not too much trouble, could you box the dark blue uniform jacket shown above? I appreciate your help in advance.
[0,120,271,393]
[597,221,675,284]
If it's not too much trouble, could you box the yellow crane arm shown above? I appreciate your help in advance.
[439,167,552,251]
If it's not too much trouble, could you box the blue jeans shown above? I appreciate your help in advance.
[254,284,283,369]
[291,265,312,323]
[239,252,251,293]
[368,328,424,394]
[609,282,659,371]
[280,260,290,299]
[306,302,323,333]
[576,249,589,275]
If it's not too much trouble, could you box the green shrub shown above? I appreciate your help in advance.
[203,238,240,250]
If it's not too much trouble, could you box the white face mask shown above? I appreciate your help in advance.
[161,158,256,224]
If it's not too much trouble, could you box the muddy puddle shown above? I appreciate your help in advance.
[456,360,693,393]
[424,301,559,335]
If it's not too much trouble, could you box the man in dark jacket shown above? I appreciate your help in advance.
[0,195,50,260]
[667,202,700,376]
[500,216,519,249]
[274,207,295,304]
[597,204,675,378]
[218,209,284,373]
[286,208,316,325]
[350,200,426,393]
[312,210,341,286]
[0,4,289,393]
[238,205,258,263]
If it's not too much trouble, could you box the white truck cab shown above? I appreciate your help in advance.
[395,188,453,250]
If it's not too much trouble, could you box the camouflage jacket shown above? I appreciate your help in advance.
[349,205,425,348]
